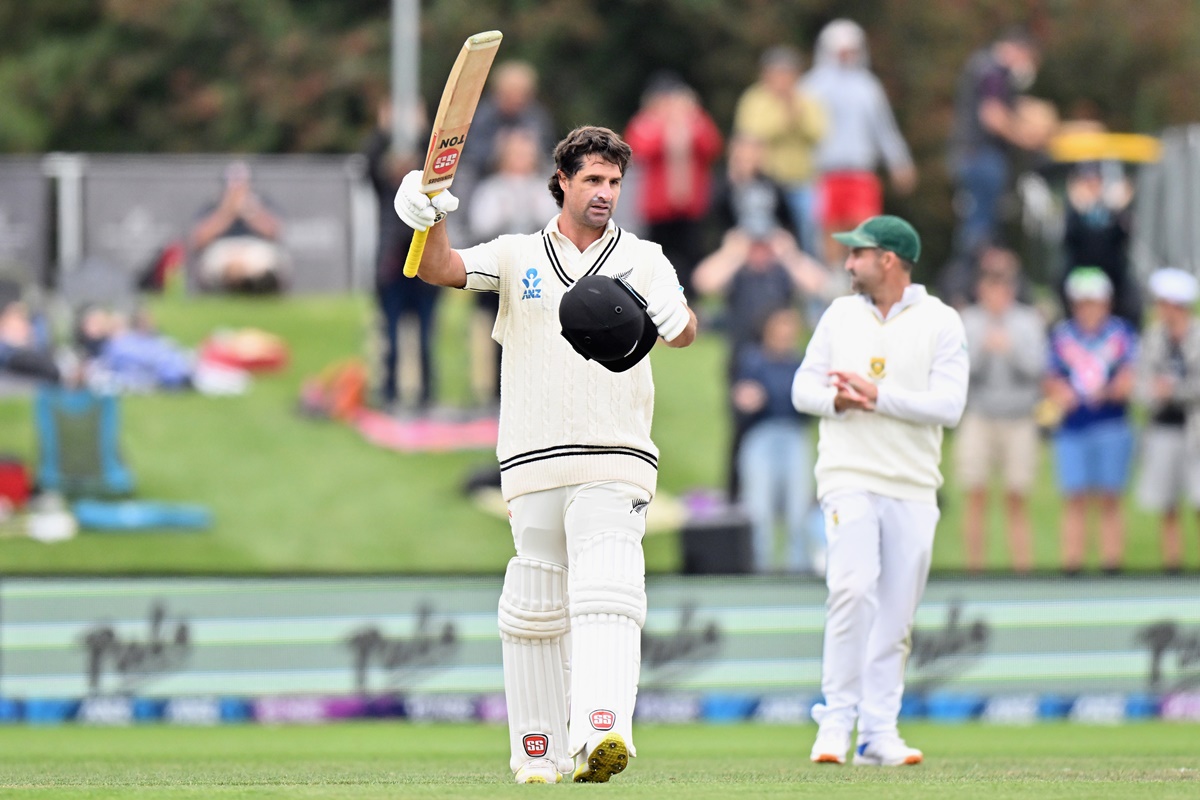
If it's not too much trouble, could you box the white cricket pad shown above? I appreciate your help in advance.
[498,557,572,774]
[567,531,646,758]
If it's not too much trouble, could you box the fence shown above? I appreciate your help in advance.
[0,154,377,295]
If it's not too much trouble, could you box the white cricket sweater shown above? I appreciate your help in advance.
[459,217,685,501]
[792,285,969,504]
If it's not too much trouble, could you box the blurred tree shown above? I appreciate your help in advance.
[0,0,1198,279]
[0,0,389,153]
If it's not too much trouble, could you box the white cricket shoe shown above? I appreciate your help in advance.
[514,757,562,784]
[809,726,851,764]
[853,736,924,766]
[572,732,629,783]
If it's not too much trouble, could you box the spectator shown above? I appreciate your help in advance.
[944,28,1044,300]
[189,161,290,294]
[363,100,441,410]
[709,133,796,246]
[693,225,826,498]
[955,248,1046,573]
[0,292,58,384]
[693,227,827,372]
[79,307,192,393]
[459,60,556,187]
[732,306,821,574]
[803,19,917,266]
[467,128,559,407]
[733,45,827,256]
[624,71,724,299]
[1044,267,1138,575]
[1134,267,1200,574]
[1060,162,1139,327]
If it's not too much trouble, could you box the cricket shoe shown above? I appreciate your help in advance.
[853,736,923,766]
[572,732,629,783]
[514,758,562,784]
[809,726,851,764]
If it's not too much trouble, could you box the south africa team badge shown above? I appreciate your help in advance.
[869,357,886,379]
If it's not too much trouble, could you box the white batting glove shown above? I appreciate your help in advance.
[647,289,690,342]
[393,170,459,232]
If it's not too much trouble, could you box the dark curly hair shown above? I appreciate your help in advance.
[546,126,632,208]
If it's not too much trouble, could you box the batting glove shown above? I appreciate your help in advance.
[647,289,690,343]
[393,170,459,232]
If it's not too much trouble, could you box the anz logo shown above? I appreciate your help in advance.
[521,267,542,300]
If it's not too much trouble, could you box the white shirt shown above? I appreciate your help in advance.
[792,284,969,502]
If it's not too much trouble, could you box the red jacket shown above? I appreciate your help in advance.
[625,107,724,224]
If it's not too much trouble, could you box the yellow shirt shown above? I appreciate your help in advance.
[733,83,827,185]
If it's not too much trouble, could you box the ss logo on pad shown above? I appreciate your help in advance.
[523,733,549,757]
[590,709,615,730]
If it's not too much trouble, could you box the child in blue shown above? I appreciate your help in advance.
[1045,267,1138,574]
[733,305,821,573]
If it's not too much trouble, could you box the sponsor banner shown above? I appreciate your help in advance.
[164,697,221,726]
[2,576,1198,702]
[634,692,703,724]
[752,694,816,725]
[0,690,1175,726]
[476,693,508,724]
[980,694,1040,725]
[0,158,49,285]
[1161,692,1200,721]
[77,695,134,726]
[79,156,358,293]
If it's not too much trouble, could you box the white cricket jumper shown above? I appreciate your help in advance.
[792,285,969,504]
[460,216,684,502]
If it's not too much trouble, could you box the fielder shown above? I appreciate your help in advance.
[395,125,697,784]
[791,215,968,766]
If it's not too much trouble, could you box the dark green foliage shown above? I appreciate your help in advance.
[1,0,1198,275]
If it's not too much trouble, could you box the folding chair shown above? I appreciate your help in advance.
[34,385,134,498]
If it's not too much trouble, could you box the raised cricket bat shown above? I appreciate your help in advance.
[403,30,503,278]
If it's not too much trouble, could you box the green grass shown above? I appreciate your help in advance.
[0,292,1195,575]
[0,292,721,575]
[0,722,1195,798]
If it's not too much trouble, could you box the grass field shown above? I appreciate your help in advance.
[0,722,1196,798]
[0,291,1195,575]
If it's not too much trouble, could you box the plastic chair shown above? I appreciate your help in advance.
[34,385,134,498]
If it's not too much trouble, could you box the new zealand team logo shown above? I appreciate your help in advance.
[521,268,542,300]
[590,709,615,730]
[523,732,549,757]
[869,357,887,379]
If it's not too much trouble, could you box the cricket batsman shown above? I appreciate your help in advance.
[791,215,969,766]
[394,125,697,783]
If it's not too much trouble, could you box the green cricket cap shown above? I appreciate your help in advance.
[832,215,921,264]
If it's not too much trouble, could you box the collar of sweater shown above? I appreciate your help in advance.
[855,283,928,322]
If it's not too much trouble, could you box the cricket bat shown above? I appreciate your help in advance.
[403,30,503,278]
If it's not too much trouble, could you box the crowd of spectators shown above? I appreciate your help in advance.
[8,23,1188,575]
[336,23,1200,577]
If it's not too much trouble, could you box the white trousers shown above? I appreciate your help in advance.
[815,490,938,739]
[506,481,649,770]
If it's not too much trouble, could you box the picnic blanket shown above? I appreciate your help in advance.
[354,410,498,453]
